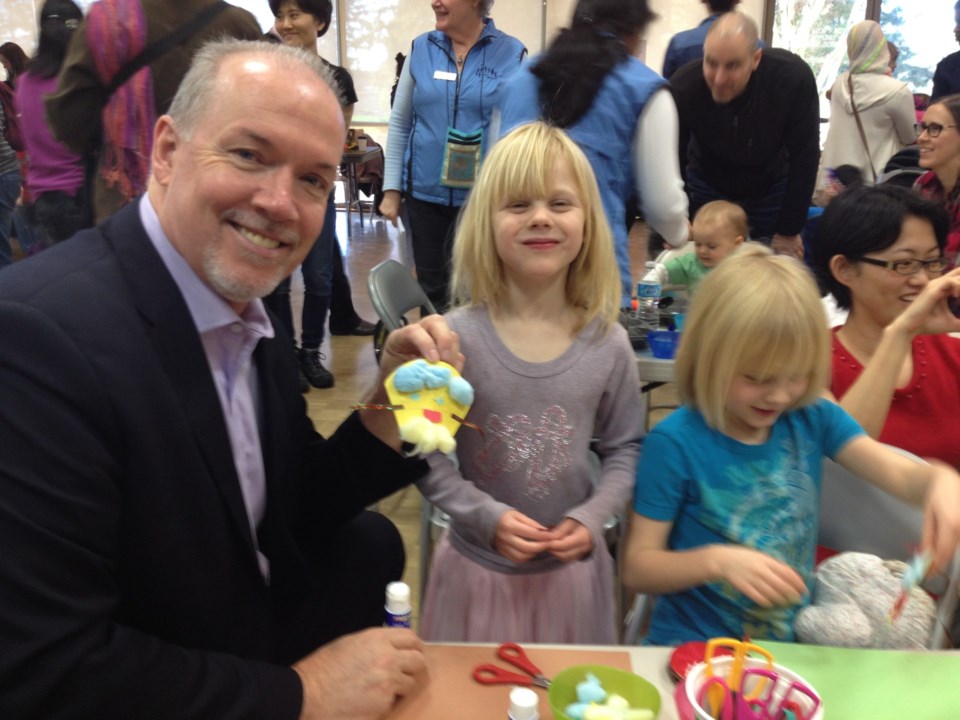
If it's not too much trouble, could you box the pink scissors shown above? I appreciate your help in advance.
[736,668,822,720]
[472,642,551,689]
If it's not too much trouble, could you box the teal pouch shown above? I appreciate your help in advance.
[439,126,483,189]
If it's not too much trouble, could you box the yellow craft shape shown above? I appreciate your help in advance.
[384,359,475,455]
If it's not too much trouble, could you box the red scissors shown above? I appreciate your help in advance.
[472,643,551,689]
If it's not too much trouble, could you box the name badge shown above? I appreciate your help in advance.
[434,70,457,81]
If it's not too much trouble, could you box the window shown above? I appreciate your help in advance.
[768,0,863,97]
[880,1,956,95]
[765,0,958,96]
[219,1,546,123]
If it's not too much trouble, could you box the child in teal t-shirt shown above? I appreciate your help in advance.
[643,200,746,296]
[625,244,960,645]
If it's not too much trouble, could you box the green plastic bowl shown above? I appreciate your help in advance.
[548,664,661,720]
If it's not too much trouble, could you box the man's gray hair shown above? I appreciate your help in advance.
[168,39,340,139]
[478,0,495,17]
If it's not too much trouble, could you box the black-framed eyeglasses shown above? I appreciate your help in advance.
[919,122,958,138]
[852,255,950,275]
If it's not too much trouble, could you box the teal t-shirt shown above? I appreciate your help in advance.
[664,253,710,295]
[633,399,864,645]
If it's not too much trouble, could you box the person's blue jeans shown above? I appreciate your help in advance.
[266,196,336,347]
[0,168,21,268]
[686,169,788,242]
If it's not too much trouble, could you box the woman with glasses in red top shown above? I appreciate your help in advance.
[811,184,960,467]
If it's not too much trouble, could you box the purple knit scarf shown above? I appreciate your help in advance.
[86,0,155,202]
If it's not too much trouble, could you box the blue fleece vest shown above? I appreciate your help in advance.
[402,19,525,207]
[498,57,667,298]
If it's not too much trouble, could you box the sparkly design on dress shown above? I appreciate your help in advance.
[475,405,574,499]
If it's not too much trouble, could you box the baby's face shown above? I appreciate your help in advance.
[693,222,743,268]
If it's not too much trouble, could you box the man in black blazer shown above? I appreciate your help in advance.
[0,40,455,719]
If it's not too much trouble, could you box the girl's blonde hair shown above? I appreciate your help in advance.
[675,243,830,432]
[450,121,621,330]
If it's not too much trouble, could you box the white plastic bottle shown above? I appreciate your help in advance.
[384,581,412,628]
[508,686,539,720]
[637,262,661,331]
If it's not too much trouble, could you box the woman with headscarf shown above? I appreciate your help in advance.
[815,21,916,204]
[497,0,689,306]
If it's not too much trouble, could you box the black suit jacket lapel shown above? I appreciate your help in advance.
[103,204,259,565]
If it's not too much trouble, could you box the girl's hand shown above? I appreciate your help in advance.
[889,267,960,338]
[379,190,402,226]
[713,545,807,608]
[921,462,960,572]
[547,518,593,562]
[494,510,552,563]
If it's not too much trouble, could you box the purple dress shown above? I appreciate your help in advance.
[418,306,643,643]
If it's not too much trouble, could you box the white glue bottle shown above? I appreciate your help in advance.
[384,581,412,628]
[508,686,539,720]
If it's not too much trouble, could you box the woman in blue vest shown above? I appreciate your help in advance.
[381,0,525,312]
[498,0,689,306]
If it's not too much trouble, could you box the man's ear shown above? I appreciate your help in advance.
[151,115,179,187]
[751,48,762,71]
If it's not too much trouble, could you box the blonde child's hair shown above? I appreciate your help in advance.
[675,243,830,433]
[449,122,621,330]
[693,200,749,240]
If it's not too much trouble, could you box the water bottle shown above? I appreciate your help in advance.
[637,262,661,331]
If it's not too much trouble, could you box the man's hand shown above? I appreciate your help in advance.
[378,314,463,379]
[770,233,804,260]
[294,628,426,720]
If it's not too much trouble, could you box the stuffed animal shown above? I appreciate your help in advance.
[795,552,935,649]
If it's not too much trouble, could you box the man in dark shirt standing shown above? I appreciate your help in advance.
[670,12,819,260]
[932,2,960,102]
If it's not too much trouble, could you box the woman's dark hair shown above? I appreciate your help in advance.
[0,42,29,83]
[26,0,83,79]
[810,184,949,309]
[268,0,332,37]
[929,92,960,127]
[533,0,655,128]
[708,0,739,11]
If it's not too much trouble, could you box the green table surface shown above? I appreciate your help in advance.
[758,641,960,719]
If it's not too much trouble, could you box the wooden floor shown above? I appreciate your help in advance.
[303,200,678,629]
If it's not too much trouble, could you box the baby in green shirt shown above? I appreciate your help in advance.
[644,200,747,296]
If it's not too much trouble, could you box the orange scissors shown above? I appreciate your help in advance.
[472,642,551,689]
[704,637,775,718]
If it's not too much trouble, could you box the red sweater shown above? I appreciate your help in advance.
[831,331,960,467]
